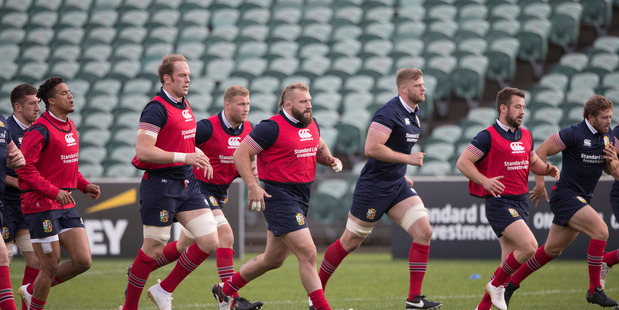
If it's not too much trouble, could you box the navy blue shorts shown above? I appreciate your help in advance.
[262,183,309,237]
[0,202,27,242]
[23,208,84,239]
[140,175,208,226]
[610,189,619,219]
[198,182,226,211]
[350,178,417,223]
[484,196,529,237]
[549,188,589,226]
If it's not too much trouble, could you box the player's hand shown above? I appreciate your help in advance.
[410,152,426,167]
[185,152,213,179]
[7,148,24,169]
[404,175,414,187]
[529,183,549,207]
[85,183,101,200]
[328,156,343,172]
[56,190,75,205]
[481,176,504,197]
[604,146,617,162]
[247,183,271,212]
[545,163,560,180]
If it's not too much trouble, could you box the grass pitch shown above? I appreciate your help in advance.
[7,252,618,309]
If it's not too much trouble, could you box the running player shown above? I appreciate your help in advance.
[211,83,343,310]
[5,84,41,310]
[456,87,559,310]
[503,95,619,308]
[16,77,101,310]
[317,68,442,310]
[122,54,217,310]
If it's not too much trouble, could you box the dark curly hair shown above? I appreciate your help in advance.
[37,76,64,109]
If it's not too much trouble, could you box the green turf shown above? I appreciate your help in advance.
[7,253,619,309]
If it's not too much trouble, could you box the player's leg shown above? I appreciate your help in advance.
[283,228,330,310]
[0,240,16,310]
[28,239,61,310]
[213,230,290,309]
[567,205,617,306]
[123,227,168,310]
[602,191,619,288]
[55,227,91,284]
[213,209,236,286]
[152,228,194,271]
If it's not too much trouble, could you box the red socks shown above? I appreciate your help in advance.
[603,249,619,267]
[123,249,157,310]
[491,252,522,287]
[223,272,248,297]
[216,248,238,298]
[308,289,331,310]
[588,239,606,292]
[0,266,15,310]
[160,243,210,293]
[510,244,553,287]
[318,239,349,290]
[408,242,430,299]
[153,240,182,271]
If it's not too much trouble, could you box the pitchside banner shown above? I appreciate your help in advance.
[66,177,619,259]
[391,177,619,259]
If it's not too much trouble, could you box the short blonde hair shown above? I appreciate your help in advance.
[224,85,250,103]
[158,54,187,83]
[395,68,423,88]
[278,83,309,109]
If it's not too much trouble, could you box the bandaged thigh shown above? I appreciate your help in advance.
[400,203,428,231]
[346,218,374,238]
[143,225,171,245]
[15,234,34,253]
[183,212,217,238]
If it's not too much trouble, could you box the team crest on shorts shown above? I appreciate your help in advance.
[577,196,588,204]
[209,196,219,207]
[42,220,52,233]
[508,208,519,217]
[366,208,376,220]
[159,210,169,223]
[295,213,305,225]
[1,227,8,240]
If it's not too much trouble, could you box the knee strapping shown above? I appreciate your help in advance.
[184,212,217,237]
[143,225,171,245]
[346,218,374,238]
[214,214,229,227]
[400,203,428,231]
[15,234,34,253]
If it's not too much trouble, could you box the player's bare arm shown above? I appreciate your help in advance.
[135,130,211,176]
[316,138,342,172]
[457,147,504,197]
[6,141,24,169]
[364,125,424,166]
[233,140,270,211]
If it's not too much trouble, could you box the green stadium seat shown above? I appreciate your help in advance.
[0,44,19,63]
[530,123,560,142]
[267,23,301,43]
[298,23,332,44]
[332,6,363,25]
[87,9,119,29]
[1,12,28,29]
[237,24,269,43]
[570,72,600,91]
[312,75,343,93]
[81,128,111,148]
[81,111,114,130]
[319,127,338,149]
[602,72,619,91]
[485,37,519,88]
[113,112,140,130]
[78,163,104,178]
[104,163,138,178]
[565,88,595,107]
[430,124,462,144]
[424,55,457,99]
[489,3,520,21]
[342,92,373,113]
[358,56,392,79]
[216,77,249,93]
[49,61,80,79]
[582,0,613,37]
[14,62,48,84]
[121,79,152,96]
[363,6,393,24]
[394,21,426,41]
[247,92,276,113]
[427,4,457,22]
[249,76,280,95]
[239,8,270,26]
[391,38,424,58]
[79,146,107,165]
[334,109,371,155]
[423,141,455,162]
[264,57,299,79]
[539,73,570,93]
[0,28,26,45]
[466,107,497,126]
[361,39,393,58]
[549,5,581,52]
[344,74,374,94]
[417,160,451,176]
[235,41,267,60]
[311,91,342,112]
[187,94,212,113]
[271,6,301,25]
[588,53,619,77]
[423,21,457,44]
[488,19,520,43]
[396,56,425,71]
[360,22,394,42]
[144,26,178,45]
[327,56,362,79]
[517,19,552,78]
[83,93,118,114]
[522,2,552,20]
[27,11,57,29]
[594,36,619,54]
[117,94,148,114]
[457,38,488,56]
[310,178,349,223]
[313,110,340,128]
[247,110,272,125]
[62,0,92,12]
[531,89,564,109]
[298,43,329,59]
[459,3,488,20]
[211,9,240,29]
[531,107,563,126]
[110,128,137,147]
[178,9,209,29]
[424,40,456,58]
[230,57,267,79]
[329,39,362,58]
[451,55,488,108]
[560,53,589,71]
[302,6,333,25]
[331,24,363,42]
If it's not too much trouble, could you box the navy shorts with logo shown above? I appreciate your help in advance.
[198,182,226,211]
[484,196,529,237]
[549,187,589,226]
[23,208,84,239]
[262,183,309,237]
[350,177,417,223]
[0,202,28,242]
[140,174,208,226]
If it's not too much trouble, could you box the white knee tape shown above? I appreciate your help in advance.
[346,218,374,238]
[143,225,171,245]
[400,203,428,231]
[184,212,217,237]
[6,244,13,261]
[214,214,229,227]
[15,234,34,253]
[182,226,195,239]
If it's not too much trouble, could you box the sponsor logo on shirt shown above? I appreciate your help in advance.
[209,196,219,207]
[65,133,76,146]
[510,142,525,154]
[577,196,588,204]
[2,227,8,240]
[60,152,79,164]
[182,109,193,122]
[294,146,317,158]
[0,132,5,143]
[504,160,528,171]
[584,139,592,147]
[406,133,419,143]
[228,136,241,148]
[405,118,410,125]
[298,129,313,141]
[181,127,196,139]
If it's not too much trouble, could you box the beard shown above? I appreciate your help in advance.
[505,114,522,128]
[408,92,424,104]
[291,107,313,126]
